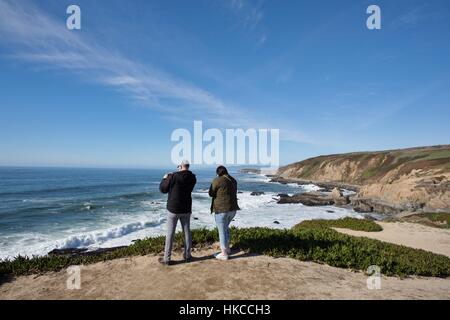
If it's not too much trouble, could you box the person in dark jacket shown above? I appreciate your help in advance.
[209,166,240,261]
[159,160,196,265]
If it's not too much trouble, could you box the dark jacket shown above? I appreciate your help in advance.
[209,174,240,213]
[160,170,197,214]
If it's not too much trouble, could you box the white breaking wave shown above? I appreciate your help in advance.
[342,189,357,196]
[239,174,271,183]
[55,219,164,249]
[299,184,323,192]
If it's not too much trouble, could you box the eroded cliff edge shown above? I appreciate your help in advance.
[276,145,450,215]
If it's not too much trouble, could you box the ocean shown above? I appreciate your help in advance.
[0,167,363,260]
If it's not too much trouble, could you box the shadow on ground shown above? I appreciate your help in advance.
[0,274,15,286]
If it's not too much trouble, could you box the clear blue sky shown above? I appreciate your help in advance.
[0,0,449,168]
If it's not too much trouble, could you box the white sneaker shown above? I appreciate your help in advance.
[215,252,229,261]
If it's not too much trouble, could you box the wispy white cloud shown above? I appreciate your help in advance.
[230,0,245,12]
[225,0,267,44]
[391,4,447,29]
[0,0,312,144]
[0,1,237,121]
[392,6,425,28]
[229,0,264,28]
[357,84,439,129]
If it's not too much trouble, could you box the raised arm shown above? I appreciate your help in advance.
[159,174,172,194]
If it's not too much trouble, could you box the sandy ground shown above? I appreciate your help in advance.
[1,245,449,300]
[334,222,450,258]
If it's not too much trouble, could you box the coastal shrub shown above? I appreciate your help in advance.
[427,213,450,227]
[416,213,450,229]
[230,226,450,277]
[1,223,449,278]
[398,212,450,229]
[293,217,383,232]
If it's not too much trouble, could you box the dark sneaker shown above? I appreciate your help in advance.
[184,256,193,263]
[158,257,172,266]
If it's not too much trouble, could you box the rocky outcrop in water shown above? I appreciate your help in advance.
[277,192,335,206]
[331,187,350,206]
[240,168,261,174]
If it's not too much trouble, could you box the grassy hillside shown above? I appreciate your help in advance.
[278,145,450,186]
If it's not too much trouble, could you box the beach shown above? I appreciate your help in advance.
[1,222,450,300]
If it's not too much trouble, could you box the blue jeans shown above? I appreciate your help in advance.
[214,211,236,251]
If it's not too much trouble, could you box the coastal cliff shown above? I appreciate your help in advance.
[277,145,450,215]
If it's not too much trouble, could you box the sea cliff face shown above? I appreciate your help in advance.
[277,145,450,215]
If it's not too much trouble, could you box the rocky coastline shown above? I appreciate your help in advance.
[268,175,448,216]
[269,145,450,216]
[269,176,360,192]
[243,146,450,216]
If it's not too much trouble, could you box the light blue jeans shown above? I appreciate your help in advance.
[214,211,236,251]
